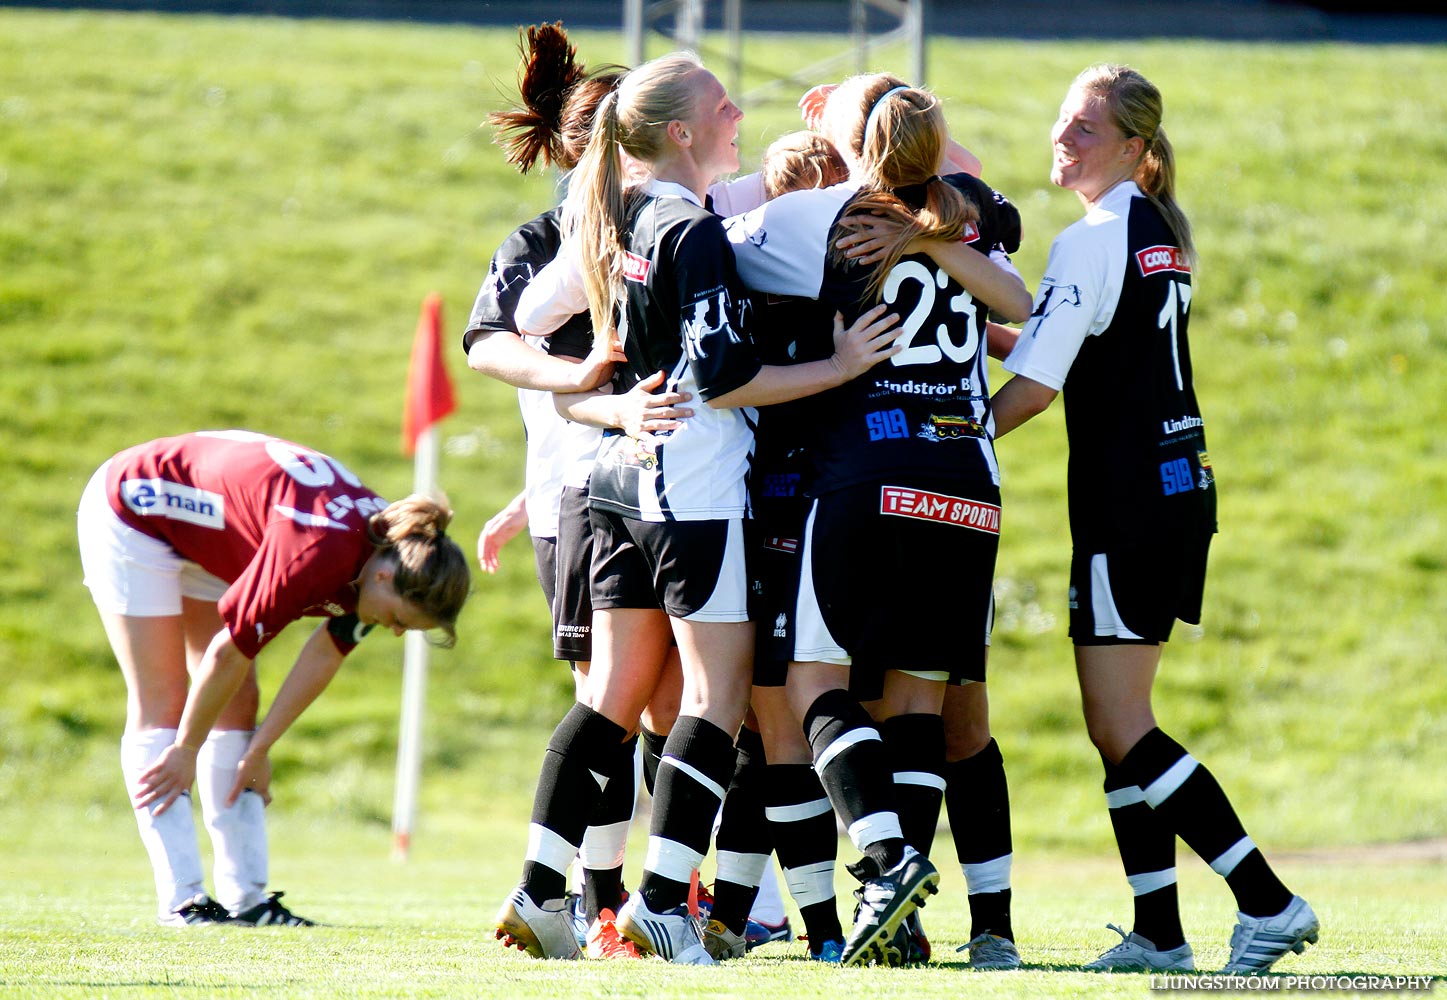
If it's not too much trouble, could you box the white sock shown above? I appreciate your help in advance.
[120,729,206,920]
[196,730,268,913]
[748,860,787,927]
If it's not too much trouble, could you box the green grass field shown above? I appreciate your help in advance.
[1,8,1445,996]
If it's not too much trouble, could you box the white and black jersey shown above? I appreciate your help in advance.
[726,173,1022,497]
[588,180,762,522]
[464,208,600,537]
[1003,181,1217,549]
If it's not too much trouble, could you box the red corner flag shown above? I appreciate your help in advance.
[402,293,457,456]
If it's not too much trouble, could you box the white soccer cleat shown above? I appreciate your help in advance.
[1085,924,1195,971]
[702,919,748,960]
[1222,895,1319,973]
[494,887,583,960]
[615,894,715,965]
[961,932,1022,970]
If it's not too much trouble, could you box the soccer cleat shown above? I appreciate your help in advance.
[1222,896,1319,973]
[839,847,940,968]
[1085,924,1195,971]
[615,894,715,965]
[744,915,793,951]
[585,909,641,960]
[566,892,588,951]
[807,937,845,963]
[702,919,747,960]
[161,893,231,927]
[959,932,1022,970]
[230,891,315,927]
[494,887,583,960]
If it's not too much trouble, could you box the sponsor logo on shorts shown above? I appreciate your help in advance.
[120,478,225,529]
[917,413,985,442]
[558,624,591,637]
[622,250,651,283]
[763,536,799,554]
[880,486,1000,534]
[773,613,788,638]
[1135,245,1191,276]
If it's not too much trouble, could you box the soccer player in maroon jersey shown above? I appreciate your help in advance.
[991,65,1317,974]
[77,430,470,927]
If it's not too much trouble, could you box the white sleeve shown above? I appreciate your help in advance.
[989,248,1023,283]
[1002,223,1115,392]
[723,186,852,299]
[514,240,588,337]
[707,172,767,217]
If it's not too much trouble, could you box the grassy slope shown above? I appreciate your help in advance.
[1,7,1444,881]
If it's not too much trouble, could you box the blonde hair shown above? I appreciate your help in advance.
[1072,63,1195,263]
[367,494,470,647]
[487,22,626,174]
[565,52,706,342]
[823,74,979,303]
[762,130,849,199]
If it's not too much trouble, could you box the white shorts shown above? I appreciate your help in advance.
[77,461,229,616]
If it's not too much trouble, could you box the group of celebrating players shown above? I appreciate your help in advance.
[77,18,1318,976]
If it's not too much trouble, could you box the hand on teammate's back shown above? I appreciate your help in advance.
[829,303,902,380]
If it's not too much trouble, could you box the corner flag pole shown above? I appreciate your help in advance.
[393,293,455,861]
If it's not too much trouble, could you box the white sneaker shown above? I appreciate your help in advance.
[494,887,583,960]
[616,894,715,965]
[1223,896,1319,972]
[961,932,1022,970]
[702,919,747,960]
[1085,924,1195,971]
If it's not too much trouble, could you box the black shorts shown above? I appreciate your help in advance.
[748,486,811,688]
[589,506,749,621]
[530,535,557,614]
[553,486,594,662]
[794,479,1000,684]
[1068,533,1211,645]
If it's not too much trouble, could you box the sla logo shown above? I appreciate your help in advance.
[121,479,226,530]
[773,613,788,638]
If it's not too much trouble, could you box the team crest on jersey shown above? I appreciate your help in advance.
[1030,278,1083,322]
[622,250,651,283]
[682,289,747,361]
[917,413,986,442]
[1135,245,1191,276]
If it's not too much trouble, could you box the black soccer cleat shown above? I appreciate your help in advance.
[230,891,317,927]
[840,847,940,967]
[163,893,232,927]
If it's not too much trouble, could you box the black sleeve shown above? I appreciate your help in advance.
[670,215,762,401]
[327,612,374,647]
[461,214,564,354]
[944,173,1022,256]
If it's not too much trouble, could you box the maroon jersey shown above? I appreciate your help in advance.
[106,431,387,658]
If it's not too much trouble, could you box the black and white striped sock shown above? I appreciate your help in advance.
[1121,728,1292,919]
[522,703,626,905]
[639,716,738,914]
[945,737,1014,942]
[581,733,638,923]
[1101,753,1183,949]
[882,713,945,856]
[709,727,771,935]
[804,689,904,875]
[763,762,842,946]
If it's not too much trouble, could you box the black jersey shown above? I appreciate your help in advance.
[588,181,762,522]
[1004,181,1217,548]
[463,208,597,537]
[726,173,1022,496]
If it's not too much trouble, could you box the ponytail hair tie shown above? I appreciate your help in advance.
[864,85,912,140]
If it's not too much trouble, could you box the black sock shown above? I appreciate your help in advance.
[1121,728,1293,919]
[1101,753,1183,949]
[639,717,739,913]
[763,762,843,946]
[581,733,638,922]
[641,727,668,797]
[708,727,770,935]
[882,713,945,856]
[944,738,1014,942]
[522,703,626,905]
[803,689,905,876]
